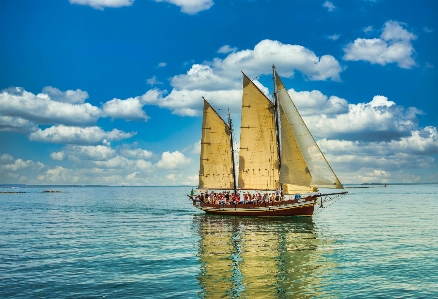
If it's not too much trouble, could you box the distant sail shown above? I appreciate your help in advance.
[198,99,234,189]
[275,72,343,189]
[238,74,279,190]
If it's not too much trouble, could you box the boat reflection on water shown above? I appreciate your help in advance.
[192,215,338,298]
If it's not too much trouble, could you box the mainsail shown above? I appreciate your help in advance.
[238,74,279,190]
[198,99,234,189]
[275,71,343,190]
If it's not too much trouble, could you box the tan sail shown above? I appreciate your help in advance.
[198,99,234,189]
[275,72,343,189]
[238,74,279,190]
[279,104,314,194]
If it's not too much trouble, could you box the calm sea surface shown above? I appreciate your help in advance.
[0,184,437,298]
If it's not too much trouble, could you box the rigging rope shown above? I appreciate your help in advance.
[313,193,347,215]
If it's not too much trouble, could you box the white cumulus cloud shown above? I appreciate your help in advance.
[0,87,101,126]
[69,0,134,10]
[0,154,44,182]
[102,97,149,121]
[29,125,135,145]
[317,126,438,183]
[119,147,154,159]
[172,39,343,91]
[305,95,422,141]
[41,86,89,104]
[156,151,191,169]
[143,39,343,117]
[218,45,238,54]
[164,88,241,116]
[53,145,117,161]
[344,20,417,69]
[0,115,38,133]
[287,88,349,115]
[155,0,214,14]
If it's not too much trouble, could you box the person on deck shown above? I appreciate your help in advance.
[275,188,281,201]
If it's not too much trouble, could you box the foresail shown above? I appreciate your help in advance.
[279,104,314,194]
[275,72,343,189]
[199,99,234,189]
[238,74,279,190]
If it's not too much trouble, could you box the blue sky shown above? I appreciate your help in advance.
[1,0,437,185]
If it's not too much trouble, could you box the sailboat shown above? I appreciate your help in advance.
[191,65,347,216]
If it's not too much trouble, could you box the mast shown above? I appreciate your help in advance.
[228,108,237,193]
[272,65,282,190]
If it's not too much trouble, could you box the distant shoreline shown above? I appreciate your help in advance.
[0,184,197,188]
[1,183,437,188]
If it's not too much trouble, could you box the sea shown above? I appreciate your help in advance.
[0,184,437,299]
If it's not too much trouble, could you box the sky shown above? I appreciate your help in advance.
[1,0,437,186]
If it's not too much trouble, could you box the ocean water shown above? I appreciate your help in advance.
[0,184,437,298]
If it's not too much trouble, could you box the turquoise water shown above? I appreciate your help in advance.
[0,184,437,298]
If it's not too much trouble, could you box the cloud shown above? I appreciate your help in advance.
[327,34,340,41]
[0,154,44,182]
[69,0,134,10]
[218,45,238,54]
[171,64,238,91]
[92,156,132,169]
[51,145,117,161]
[146,76,164,85]
[423,27,434,33]
[286,88,349,115]
[155,0,214,14]
[171,39,343,92]
[156,151,191,169]
[118,147,153,159]
[101,89,165,120]
[0,87,101,126]
[304,95,422,141]
[320,127,438,158]
[317,126,438,182]
[323,1,336,12]
[363,26,373,33]
[391,126,438,155]
[29,125,135,145]
[281,88,424,142]
[155,88,241,116]
[140,39,343,117]
[0,154,41,172]
[41,86,89,104]
[344,20,417,69]
[191,140,201,154]
[50,152,66,161]
[157,62,167,67]
[0,148,197,185]
[102,97,150,121]
[0,115,38,133]
[143,39,343,116]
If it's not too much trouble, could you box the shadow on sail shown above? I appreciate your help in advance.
[192,215,339,298]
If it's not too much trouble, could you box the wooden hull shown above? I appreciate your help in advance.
[193,196,316,217]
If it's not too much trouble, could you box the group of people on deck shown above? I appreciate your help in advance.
[192,189,286,205]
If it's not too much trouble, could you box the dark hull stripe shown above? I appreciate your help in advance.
[193,199,316,216]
